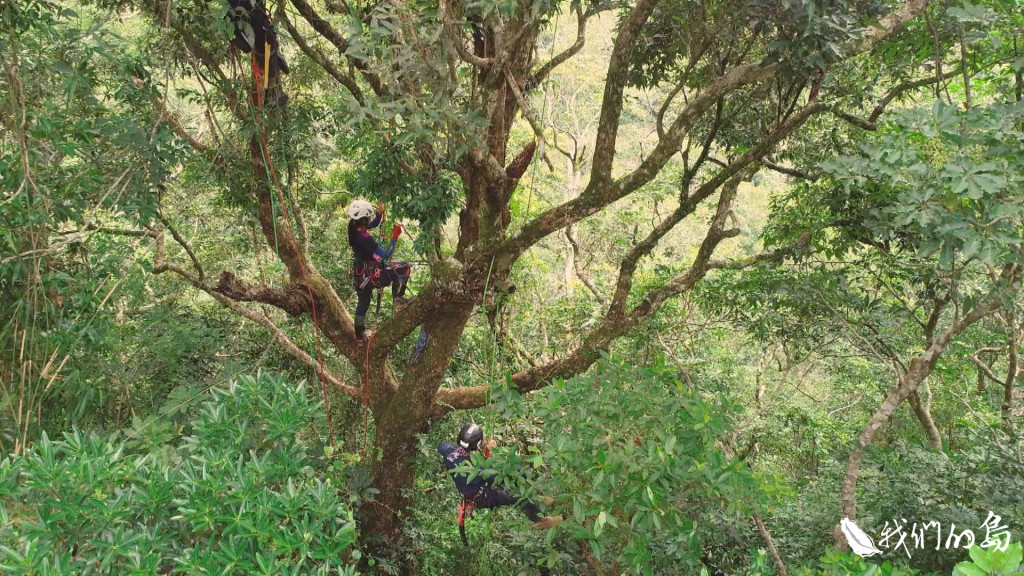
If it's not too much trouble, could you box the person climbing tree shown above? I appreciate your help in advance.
[227,0,289,107]
[347,199,413,342]
[438,423,562,530]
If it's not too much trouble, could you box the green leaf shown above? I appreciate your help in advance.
[594,510,607,537]
[955,561,989,576]
[974,542,1024,575]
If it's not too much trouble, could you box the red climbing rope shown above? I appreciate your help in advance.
[233,47,335,445]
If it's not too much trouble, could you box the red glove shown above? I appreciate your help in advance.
[391,223,403,240]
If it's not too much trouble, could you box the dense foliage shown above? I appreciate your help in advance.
[2,0,1023,574]
[0,373,357,575]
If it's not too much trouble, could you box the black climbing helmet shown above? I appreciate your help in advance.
[458,423,484,451]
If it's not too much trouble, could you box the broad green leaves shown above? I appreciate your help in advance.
[955,542,1024,576]
[822,99,1024,267]
[0,373,357,575]
[488,357,756,574]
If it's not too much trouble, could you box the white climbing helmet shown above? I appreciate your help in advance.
[347,199,375,221]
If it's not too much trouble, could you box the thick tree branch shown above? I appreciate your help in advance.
[505,0,935,260]
[589,0,660,184]
[856,0,933,53]
[503,102,825,259]
[439,0,494,69]
[369,283,457,352]
[833,67,961,131]
[214,271,312,316]
[150,226,363,402]
[840,259,1024,521]
[762,159,820,182]
[705,234,811,271]
[607,174,743,317]
[210,293,362,401]
[441,172,816,410]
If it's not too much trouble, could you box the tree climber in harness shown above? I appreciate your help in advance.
[227,0,289,107]
[439,423,562,533]
[347,199,413,342]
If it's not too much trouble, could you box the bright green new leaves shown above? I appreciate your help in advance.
[0,372,357,575]
[955,542,1024,576]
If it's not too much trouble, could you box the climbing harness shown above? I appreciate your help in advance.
[457,495,477,546]
[227,0,288,106]
[450,442,491,546]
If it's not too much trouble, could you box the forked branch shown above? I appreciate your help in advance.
[530,1,612,86]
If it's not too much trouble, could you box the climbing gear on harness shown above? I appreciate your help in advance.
[347,199,375,221]
[353,259,384,290]
[458,423,484,451]
[227,0,289,108]
[457,495,477,546]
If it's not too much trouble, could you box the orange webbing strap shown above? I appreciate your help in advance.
[249,54,264,109]
[458,496,476,546]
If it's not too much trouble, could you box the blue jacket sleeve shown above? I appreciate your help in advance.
[367,213,382,230]
[374,239,396,261]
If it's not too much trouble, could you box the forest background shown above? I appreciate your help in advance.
[2,0,1024,574]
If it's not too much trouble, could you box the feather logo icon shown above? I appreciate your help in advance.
[841,517,884,557]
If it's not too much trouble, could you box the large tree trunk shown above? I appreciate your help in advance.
[840,358,936,522]
[360,286,478,571]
